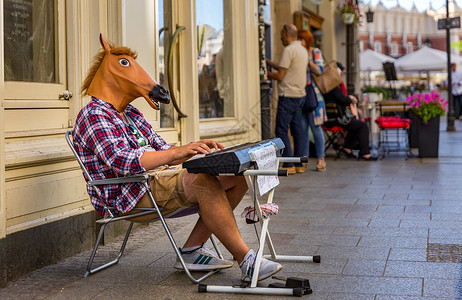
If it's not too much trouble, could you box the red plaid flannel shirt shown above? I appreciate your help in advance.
[73,97,171,216]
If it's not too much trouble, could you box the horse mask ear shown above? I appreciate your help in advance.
[99,34,111,52]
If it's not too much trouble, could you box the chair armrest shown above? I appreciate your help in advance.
[88,174,149,186]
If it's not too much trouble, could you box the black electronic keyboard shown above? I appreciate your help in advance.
[182,138,285,175]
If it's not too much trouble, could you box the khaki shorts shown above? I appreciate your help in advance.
[121,167,194,222]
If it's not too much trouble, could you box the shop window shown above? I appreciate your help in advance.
[196,0,234,119]
[4,0,57,83]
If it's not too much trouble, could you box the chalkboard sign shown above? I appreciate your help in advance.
[383,62,397,81]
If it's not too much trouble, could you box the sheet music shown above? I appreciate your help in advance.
[250,145,279,196]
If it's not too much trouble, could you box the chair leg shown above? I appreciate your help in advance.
[156,209,220,284]
[84,221,134,277]
[209,235,223,259]
[142,186,221,284]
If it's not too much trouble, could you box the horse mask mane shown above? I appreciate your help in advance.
[81,34,170,112]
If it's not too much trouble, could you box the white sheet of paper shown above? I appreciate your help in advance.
[251,145,279,196]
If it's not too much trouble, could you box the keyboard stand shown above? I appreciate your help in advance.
[198,157,321,297]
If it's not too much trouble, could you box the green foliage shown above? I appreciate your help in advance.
[406,91,448,124]
[361,87,392,99]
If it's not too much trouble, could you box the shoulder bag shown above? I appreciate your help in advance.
[303,83,318,112]
[312,60,343,94]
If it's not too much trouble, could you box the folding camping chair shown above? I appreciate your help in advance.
[322,102,344,159]
[65,130,221,283]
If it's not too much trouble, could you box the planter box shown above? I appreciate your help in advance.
[408,111,418,148]
[417,115,440,158]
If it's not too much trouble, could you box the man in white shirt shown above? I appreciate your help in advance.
[266,24,308,174]
[450,63,462,120]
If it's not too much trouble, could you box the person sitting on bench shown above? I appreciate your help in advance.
[72,34,282,282]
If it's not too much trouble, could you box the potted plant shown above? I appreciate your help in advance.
[337,0,362,25]
[406,90,448,157]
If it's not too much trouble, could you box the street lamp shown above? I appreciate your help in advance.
[445,0,456,131]
[366,6,374,23]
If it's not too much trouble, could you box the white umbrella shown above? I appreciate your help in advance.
[359,49,396,71]
[395,46,462,71]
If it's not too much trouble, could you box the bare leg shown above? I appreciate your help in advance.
[181,173,249,263]
[182,176,247,246]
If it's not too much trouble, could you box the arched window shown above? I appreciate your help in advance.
[374,41,382,53]
[391,42,399,56]
[407,42,413,54]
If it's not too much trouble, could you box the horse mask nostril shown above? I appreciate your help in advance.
[150,85,170,104]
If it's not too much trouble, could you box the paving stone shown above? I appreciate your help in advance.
[358,236,428,248]
[409,194,461,200]
[342,259,387,276]
[271,224,336,235]
[382,194,410,200]
[375,295,448,300]
[378,198,431,205]
[368,218,400,228]
[333,227,428,238]
[430,212,462,221]
[377,205,405,213]
[315,245,390,260]
[282,259,346,275]
[327,292,376,300]
[422,278,462,298]
[404,205,433,213]
[308,218,371,227]
[290,234,361,247]
[385,261,461,279]
[347,211,430,220]
[399,219,462,229]
[388,248,427,262]
[429,228,462,239]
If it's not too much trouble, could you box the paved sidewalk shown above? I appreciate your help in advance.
[2,119,462,299]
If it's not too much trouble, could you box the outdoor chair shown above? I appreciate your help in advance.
[375,101,411,159]
[65,130,221,283]
[322,102,345,159]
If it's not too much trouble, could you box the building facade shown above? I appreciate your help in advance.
[0,0,265,286]
[0,0,339,286]
[358,2,462,57]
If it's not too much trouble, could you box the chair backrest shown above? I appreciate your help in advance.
[66,130,94,182]
[66,130,110,213]
[324,102,342,122]
[376,100,408,118]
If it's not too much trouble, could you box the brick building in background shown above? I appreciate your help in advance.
[358,1,462,58]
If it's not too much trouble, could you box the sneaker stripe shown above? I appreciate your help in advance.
[193,254,203,264]
[204,256,213,265]
[247,266,254,276]
[199,255,209,264]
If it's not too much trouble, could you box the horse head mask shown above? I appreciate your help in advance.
[81,34,170,112]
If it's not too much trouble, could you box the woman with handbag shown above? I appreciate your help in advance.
[298,30,328,172]
[322,86,377,161]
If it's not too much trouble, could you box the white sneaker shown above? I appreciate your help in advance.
[239,249,282,282]
[174,246,233,271]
